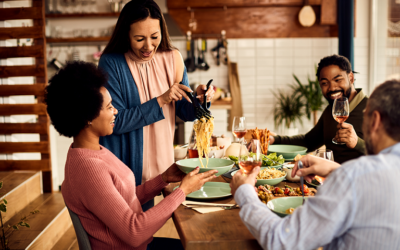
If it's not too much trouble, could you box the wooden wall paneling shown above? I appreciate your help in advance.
[0,160,51,171]
[0,7,42,21]
[0,104,47,116]
[168,6,338,38]
[0,84,46,96]
[0,123,48,134]
[320,0,337,25]
[0,45,44,59]
[167,0,323,8]
[0,65,45,77]
[32,0,52,193]
[0,142,49,154]
[0,27,44,39]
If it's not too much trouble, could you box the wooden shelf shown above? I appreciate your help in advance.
[210,99,232,110]
[46,36,111,43]
[45,12,120,18]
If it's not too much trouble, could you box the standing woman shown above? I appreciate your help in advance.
[99,0,214,209]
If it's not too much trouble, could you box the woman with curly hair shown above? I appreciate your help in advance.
[99,0,215,211]
[45,61,217,250]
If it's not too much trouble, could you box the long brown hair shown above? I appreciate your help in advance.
[102,0,175,55]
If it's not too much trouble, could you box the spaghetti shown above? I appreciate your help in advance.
[193,117,214,168]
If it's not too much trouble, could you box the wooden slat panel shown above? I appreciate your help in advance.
[0,65,45,77]
[0,7,42,21]
[0,160,50,171]
[0,123,47,134]
[0,84,46,96]
[0,142,49,153]
[321,0,337,25]
[0,45,44,59]
[167,0,320,8]
[0,103,47,115]
[0,27,44,40]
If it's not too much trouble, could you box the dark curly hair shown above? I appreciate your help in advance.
[316,55,353,80]
[45,61,108,138]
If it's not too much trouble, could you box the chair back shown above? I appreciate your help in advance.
[67,206,92,250]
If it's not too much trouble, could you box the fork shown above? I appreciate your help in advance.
[297,160,306,205]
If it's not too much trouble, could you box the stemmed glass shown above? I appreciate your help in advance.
[332,97,349,145]
[314,149,334,161]
[232,116,246,143]
[239,139,263,175]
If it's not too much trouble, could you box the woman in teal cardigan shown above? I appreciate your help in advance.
[99,0,214,210]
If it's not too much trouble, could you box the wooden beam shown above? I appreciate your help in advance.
[0,104,47,115]
[0,65,45,77]
[168,6,336,38]
[167,0,317,8]
[0,7,42,21]
[321,0,337,25]
[0,46,44,59]
[0,84,46,96]
[0,27,44,40]
[0,142,49,153]
[0,123,48,134]
[0,160,50,171]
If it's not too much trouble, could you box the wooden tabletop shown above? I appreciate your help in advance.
[163,175,259,250]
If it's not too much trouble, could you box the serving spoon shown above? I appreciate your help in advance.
[297,160,306,205]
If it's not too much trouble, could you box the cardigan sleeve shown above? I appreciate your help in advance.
[99,54,165,135]
[73,158,186,248]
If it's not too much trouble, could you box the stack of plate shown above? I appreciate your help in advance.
[268,145,307,162]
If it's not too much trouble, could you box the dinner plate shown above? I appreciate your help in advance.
[174,182,232,200]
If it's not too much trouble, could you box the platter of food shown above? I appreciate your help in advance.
[227,152,285,168]
[174,182,232,200]
[257,183,317,204]
[231,167,287,186]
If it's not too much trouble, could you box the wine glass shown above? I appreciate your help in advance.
[232,116,246,143]
[239,139,262,175]
[314,149,334,161]
[332,97,349,145]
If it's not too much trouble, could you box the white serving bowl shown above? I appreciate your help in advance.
[208,148,225,158]
[283,164,300,182]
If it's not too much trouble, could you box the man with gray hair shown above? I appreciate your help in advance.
[230,80,400,249]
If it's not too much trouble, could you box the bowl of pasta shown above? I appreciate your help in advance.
[255,167,287,186]
[176,158,235,177]
[267,197,309,217]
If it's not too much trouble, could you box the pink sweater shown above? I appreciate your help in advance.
[62,145,186,250]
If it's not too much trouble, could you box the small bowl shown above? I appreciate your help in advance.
[176,158,234,176]
[267,196,309,217]
[208,148,224,158]
[174,147,188,160]
[283,164,300,182]
[232,167,286,186]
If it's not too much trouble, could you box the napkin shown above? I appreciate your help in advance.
[182,200,237,214]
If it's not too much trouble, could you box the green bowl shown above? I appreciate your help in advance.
[256,167,287,186]
[267,197,309,217]
[231,167,286,186]
[268,145,307,159]
[176,158,235,177]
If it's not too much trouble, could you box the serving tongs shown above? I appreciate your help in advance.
[180,80,213,120]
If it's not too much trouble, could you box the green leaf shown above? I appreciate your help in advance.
[0,182,3,189]
[12,225,18,230]
[24,223,30,228]
[3,199,7,205]
[0,203,7,212]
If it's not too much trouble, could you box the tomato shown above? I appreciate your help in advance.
[303,184,310,193]
[284,188,290,195]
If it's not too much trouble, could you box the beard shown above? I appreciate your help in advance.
[325,87,352,106]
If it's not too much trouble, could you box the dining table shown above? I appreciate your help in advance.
[163,171,309,250]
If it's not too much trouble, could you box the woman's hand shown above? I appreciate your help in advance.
[179,167,218,196]
[196,84,215,104]
[161,163,186,183]
[157,83,193,107]
[291,155,341,183]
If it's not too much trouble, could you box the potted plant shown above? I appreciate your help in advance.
[291,67,326,125]
[273,89,305,136]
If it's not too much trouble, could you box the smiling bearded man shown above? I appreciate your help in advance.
[269,55,367,164]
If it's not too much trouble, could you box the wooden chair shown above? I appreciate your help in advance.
[67,207,92,250]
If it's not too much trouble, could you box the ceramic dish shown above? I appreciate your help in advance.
[268,145,308,159]
[173,182,231,200]
[267,196,309,217]
[231,167,287,186]
[282,164,300,182]
[176,158,234,177]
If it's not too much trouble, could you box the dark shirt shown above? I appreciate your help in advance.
[274,89,367,164]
